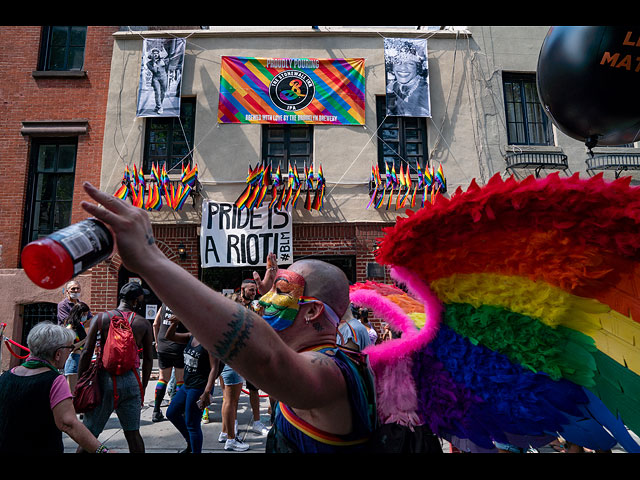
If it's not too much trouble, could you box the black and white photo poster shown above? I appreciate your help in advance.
[384,38,431,117]
[136,38,186,117]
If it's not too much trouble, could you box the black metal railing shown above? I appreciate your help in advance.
[504,151,568,177]
[586,153,640,178]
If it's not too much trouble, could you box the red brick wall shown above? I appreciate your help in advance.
[294,222,393,339]
[293,223,393,283]
[0,26,118,269]
[89,223,199,313]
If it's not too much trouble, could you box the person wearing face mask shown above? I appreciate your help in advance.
[76,281,154,453]
[62,302,91,392]
[57,281,93,326]
[79,182,379,453]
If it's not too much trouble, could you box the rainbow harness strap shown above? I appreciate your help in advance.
[269,344,376,453]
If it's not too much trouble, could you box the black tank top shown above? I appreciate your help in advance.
[0,369,63,453]
[157,304,189,356]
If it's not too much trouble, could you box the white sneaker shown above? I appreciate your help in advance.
[218,420,239,442]
[224,438,250,452]
[251,420,269,435]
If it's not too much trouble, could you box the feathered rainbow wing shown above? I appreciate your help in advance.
[351,172,640,452]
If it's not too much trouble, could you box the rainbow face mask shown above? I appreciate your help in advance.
[258,269,306,331]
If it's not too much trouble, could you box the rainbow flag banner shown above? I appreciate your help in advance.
[218,56,365,125]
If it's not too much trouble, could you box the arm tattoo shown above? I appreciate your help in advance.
[308,352,333,367]
[214,304,254,363]
[145,231,155,245]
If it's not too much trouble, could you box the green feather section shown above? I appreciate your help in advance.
[443,302,598,386]
[590,351,640,437]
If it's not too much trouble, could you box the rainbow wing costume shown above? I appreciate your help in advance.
[351,172,640,452]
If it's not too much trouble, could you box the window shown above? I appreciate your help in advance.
[21,303,58,345]
[38,26,87,71]
[261,125,313,171]
[23,140,77,245]
[376,96,428,174]
[503,73,553,145]
[143,97,196,174]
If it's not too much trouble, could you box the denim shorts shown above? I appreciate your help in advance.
[220,364,243,386]
[64,352,80,375]
[83,370,142,435]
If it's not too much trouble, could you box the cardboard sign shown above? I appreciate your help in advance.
[200,201,292,267]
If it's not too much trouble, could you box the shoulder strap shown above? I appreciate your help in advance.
[112,309,136,325]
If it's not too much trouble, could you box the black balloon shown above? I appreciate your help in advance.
[537,26,640,147]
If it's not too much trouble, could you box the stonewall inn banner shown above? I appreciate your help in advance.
[218,56,365,125]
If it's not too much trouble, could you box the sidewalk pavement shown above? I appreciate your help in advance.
[63,361,270,453]
[64,361,638,454]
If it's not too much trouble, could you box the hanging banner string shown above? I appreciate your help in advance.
[110,27,456,201]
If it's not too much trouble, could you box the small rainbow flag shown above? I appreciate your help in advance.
[161,164,169,186]
[131,183,145,208]
[181,163,198,187]
[292,183,303,208]
[145,182,162,211]
[151,162,161,185]
[435,163,446,191]
[311,163,325,211]
[173,183,192,210]
[114,181,129,200]
[235,184,253,210]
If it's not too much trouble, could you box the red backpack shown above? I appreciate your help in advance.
[102,310,138,375]
[101,310,143,406]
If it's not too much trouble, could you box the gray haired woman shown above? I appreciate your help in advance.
[0,321,110,453]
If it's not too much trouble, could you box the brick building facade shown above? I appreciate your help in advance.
[0,26,118,370]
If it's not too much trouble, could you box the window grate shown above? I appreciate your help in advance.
[21,303,59,346]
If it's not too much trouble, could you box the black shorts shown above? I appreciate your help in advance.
[157,351,185,370]
[246,381,258,392]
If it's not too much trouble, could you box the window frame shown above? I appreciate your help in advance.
[22,138,78,248]
[142,97,196,174]
[21,303,59,346]
[261,124,314,172]
[502,72,553,146]
[38,26,87,72]
[375,96,428,176]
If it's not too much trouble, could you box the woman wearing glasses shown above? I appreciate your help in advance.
[0,321,109,453]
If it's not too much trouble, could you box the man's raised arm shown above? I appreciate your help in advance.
[80,182,344,409]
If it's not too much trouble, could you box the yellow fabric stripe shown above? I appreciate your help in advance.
[431,273,605,335]
[430,272,640,376]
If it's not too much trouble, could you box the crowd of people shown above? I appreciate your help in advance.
[0,259,399,455]
[0,181,608,454]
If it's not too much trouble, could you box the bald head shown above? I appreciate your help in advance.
[288,260,350,319]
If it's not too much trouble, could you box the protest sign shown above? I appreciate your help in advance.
[201,200,293,267]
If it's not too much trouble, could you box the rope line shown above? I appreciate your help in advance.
[2,336,30,359]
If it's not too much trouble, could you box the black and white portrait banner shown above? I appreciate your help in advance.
[136,38,186,117]
[384,38,431,117]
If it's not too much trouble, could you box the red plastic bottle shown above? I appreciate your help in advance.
[21,218,114,290]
